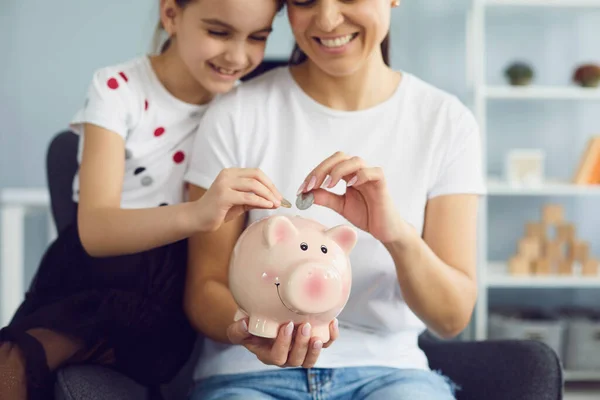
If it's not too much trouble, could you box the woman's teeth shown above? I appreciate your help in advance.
[319,34,356,48]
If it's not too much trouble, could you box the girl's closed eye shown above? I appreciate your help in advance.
[208,30,229,37]
[291,0,315,7]
[250,35,269,42]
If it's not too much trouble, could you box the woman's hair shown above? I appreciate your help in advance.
[290,33,391,66]
[153,0,286,54]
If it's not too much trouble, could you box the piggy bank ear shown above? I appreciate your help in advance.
[264,216,299,248]
[325,225,357,254]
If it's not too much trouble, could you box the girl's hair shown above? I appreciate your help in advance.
[290,34,391,66]
[153,0,286,54]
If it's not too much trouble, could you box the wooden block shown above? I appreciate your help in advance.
[509,256,531,275]
[582,259,599,277]
[556,223,576,242]
[544,240,564,261]
[558,259,573,275]
[533,258,551,275]
[541,204,564,225]
[568,240,590,263]
[525,222,546,239]
[518,237,542,260]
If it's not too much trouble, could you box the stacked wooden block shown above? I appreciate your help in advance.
[508,204,599,277]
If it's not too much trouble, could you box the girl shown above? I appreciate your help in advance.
[183,0,484,399]
[0,0,285,399]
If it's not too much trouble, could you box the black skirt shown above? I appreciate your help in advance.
[2,221,196,390]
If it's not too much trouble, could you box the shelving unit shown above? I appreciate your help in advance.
[468,0,600,382]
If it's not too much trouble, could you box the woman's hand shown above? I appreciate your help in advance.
[195,168,285,232]
[297,152,412,244]
[226,319,339,368]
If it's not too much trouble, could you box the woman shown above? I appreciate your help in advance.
[0,1,285,399]
[184,0,484,398]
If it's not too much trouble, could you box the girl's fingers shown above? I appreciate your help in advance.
[231,178,281,207]
[242,168,284,201]
[298,152,350,194]
[231,190,273,210]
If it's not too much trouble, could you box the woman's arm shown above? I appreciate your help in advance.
[384,194,479,339]
[77,123,200,257]
[183,185,245,342]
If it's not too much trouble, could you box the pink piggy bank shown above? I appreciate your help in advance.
[229,215,357,342]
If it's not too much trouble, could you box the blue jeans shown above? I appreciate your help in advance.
[189,367,458,400]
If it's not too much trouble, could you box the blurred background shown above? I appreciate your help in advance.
[1,0,600,397]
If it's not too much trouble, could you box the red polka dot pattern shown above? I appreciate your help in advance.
[154,127,165,137]
[173,151,185,164]
[107,78,119,90]
[145,100,149,110]
[119,72,128,82]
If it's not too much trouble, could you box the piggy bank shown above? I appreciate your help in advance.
[229,215,357,342]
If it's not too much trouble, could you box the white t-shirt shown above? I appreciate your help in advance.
[70,56,208,209]
[184,67,485,380]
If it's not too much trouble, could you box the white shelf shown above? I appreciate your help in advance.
[484,0,600,7]
[487,177,600,196]
[0,188,49,207]
[487,262,600,288]
[565,370,600,382]
[483,85,600,100]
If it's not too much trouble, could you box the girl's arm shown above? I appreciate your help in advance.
[77,124,282,257]
[77,123,200,257]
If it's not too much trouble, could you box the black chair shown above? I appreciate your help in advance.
[45,131,563,399]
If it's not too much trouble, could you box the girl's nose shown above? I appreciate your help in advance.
[316,0,344,32]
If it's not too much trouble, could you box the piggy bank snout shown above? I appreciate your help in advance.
[282,264,343,314]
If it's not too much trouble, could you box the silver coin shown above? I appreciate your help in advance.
[141,176,153,186]
[295,192,314,210]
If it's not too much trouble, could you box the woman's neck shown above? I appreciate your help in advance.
[291,53,401,111]
[149,46,214,106]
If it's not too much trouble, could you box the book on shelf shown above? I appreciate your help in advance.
[572,136,600,185]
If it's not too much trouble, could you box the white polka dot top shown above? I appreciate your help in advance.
[69,56,208,209]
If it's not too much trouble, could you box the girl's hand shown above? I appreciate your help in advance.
[226,318,339,368]
[297,152,412,244]
[196,168,284,232]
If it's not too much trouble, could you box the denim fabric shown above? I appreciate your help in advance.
[190,367,458,400]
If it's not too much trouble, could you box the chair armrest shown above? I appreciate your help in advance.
[419,336,563,400]
[55,365,149,400]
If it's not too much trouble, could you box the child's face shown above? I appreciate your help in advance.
[287,0,393,76]
[170,0,279,94]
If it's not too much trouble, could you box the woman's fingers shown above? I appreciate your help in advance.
[285,323,312,367]
[266,321,294,367]
[302,338,323,368]
[298,152,351,194]
[323,318,339,349]
[227,319,252,345]
[326,157,367,188]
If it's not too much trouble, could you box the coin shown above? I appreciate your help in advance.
[280,198,292,208]
[295,192,314,210]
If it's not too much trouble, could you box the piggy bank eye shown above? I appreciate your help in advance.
[321,245,328,254]
[300,242,308,251]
